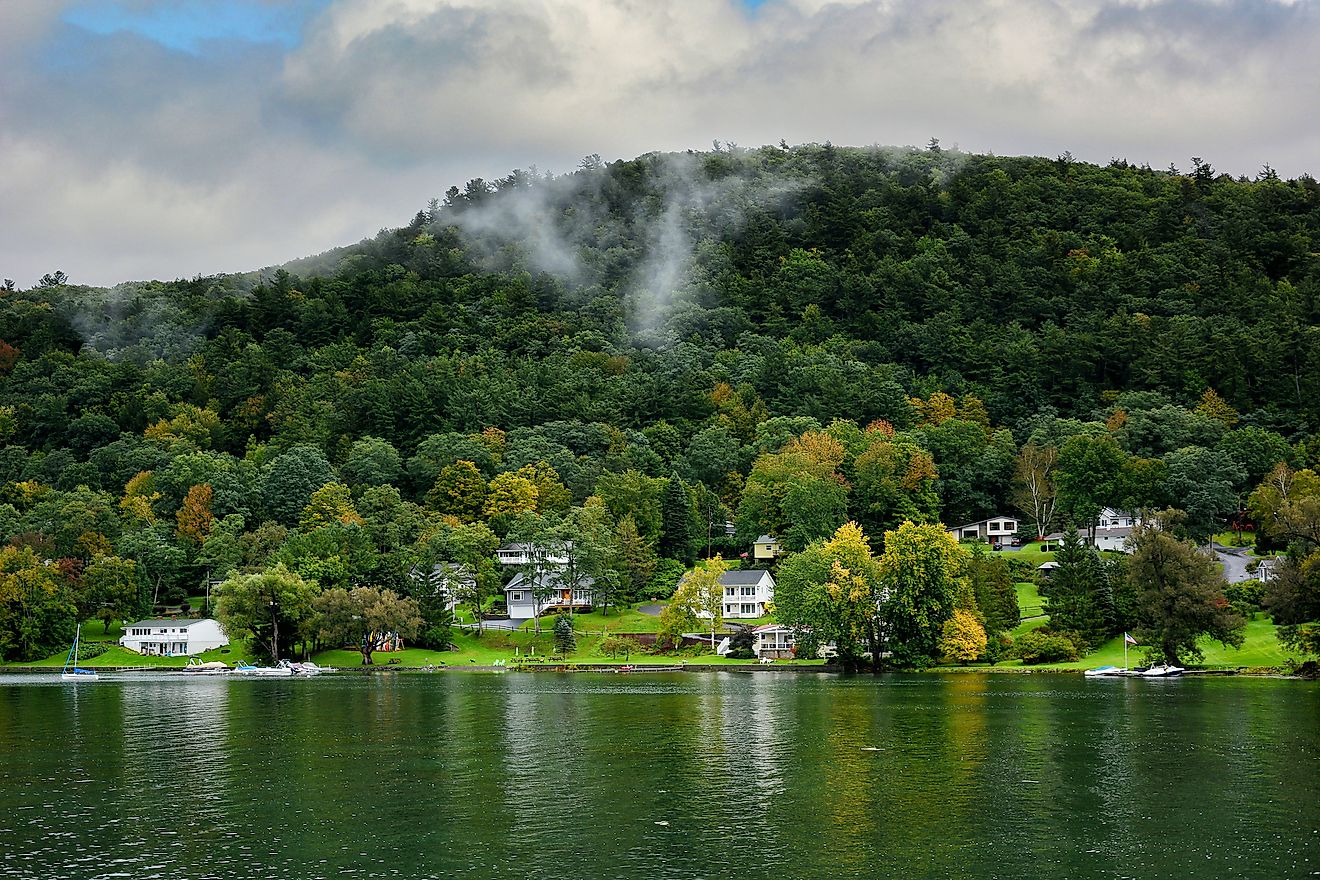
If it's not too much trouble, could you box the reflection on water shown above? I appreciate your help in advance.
[0,671,1317,880]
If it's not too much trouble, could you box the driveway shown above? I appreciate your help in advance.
[1213,544,1252,584]
[637,604,667,616]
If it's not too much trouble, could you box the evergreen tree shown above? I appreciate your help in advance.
[1047,529,1107,647]
[660,474,696,563]
[553,614,576,656]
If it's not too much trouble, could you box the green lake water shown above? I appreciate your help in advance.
[1,671,1317,880]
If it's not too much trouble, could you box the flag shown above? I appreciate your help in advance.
[1124,633,1137,646]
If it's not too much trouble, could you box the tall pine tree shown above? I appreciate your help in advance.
[660,474,696,563]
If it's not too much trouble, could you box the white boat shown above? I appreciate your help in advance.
[281,660,329,676]
[1140,664,1184,677]
[1083,665,1127,678]
[61,624,99,681]
[233,660,293,677]
[183,659,230,675]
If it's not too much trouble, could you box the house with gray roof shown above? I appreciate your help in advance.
[719,569,775,619]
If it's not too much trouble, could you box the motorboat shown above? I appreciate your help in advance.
[183,659,230,675]
[233,660,294,677]
[1083,665,1127,678]
[1139,664,1184,677]
[281,660,329,676]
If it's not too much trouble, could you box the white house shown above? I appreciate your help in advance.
[947,516,1019,546]
[1256,557,1280,583]
[496,542,571,568]
[120,619,228,656]
[408,562,468,612]
[752,623,796,659]
[752,535,783,561]
[720,569,775,619]
[504,572,594,619]
[1098,507,1141,529]
[1090,526,1134,553]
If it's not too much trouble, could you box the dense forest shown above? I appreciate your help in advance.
[3,143,1320,664]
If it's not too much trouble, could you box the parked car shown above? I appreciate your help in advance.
[1011,537,1023,547]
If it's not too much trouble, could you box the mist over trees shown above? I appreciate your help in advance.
[2,142,1320,663]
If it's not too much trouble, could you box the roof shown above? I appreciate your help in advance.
[753,623,792,633]
[1094,526,1135,538]
[125,619,209,628]
[948,516,1018,530]
[505,572,594,592]
[1038,561,1061,570]
[755,535,779,544]
[719,570,772,586]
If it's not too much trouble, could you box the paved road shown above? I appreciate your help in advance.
[1213,544,1252,584]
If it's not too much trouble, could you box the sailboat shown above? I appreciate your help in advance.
[61,624,99,681]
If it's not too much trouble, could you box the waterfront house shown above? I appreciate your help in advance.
[120,619,228,656]
[752,623,796,659]
[504,571,594,618]
[946,516,1019,546]
[720,569,775,619]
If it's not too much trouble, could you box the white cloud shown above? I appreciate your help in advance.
[2,0,1318,287]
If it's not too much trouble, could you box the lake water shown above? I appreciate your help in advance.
[1,671,1317,880]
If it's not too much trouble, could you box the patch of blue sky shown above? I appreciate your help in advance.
[61,0,332,55]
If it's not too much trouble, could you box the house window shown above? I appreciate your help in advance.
[741,603,756,615]
[510,591,524,602]
[725,605,734,614]
[725,587,736,596]
[741,586,755,596]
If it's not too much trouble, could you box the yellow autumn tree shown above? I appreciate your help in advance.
[299,483,364,531]
[176,484,215,546]
[1196,388,1239,428]
[483,472,539,519]
[120,471,160,524]
[939,609,988,665]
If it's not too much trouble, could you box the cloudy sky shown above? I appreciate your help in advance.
[2,0,1317,288]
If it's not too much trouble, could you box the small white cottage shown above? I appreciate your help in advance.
[120,619,228,656]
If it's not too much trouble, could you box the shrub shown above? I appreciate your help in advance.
[726,627,755,660]
[77,641,110,660]
[1013,629,1080,664]
[600,635,641,659]
[646,558,687,599]
[984,631,1014,666]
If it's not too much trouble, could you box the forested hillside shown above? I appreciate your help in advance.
[3,143,1320,663]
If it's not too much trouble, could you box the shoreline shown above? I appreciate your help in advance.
[0,662,1300,678]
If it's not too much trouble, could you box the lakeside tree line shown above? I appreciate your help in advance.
[2,143,1319,664]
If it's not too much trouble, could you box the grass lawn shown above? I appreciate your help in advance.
[520,604,667,634]
[989,542,1057,568]
[17,640,256,668]
[978,614,1292,672]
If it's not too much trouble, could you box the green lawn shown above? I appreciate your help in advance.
[519,604,667,634]
[19,640,256,668]
[989,542,1057,568]
[980,614,1293,672]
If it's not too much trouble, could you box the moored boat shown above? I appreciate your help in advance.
[1083,665,1127,678]
[61,624,99,682]
[183,659,230,674]
[1139,664,1185,677]
[233,660,294,677]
